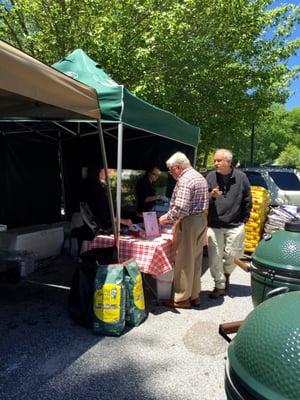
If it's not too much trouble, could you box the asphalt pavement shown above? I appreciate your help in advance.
[0,255,253,400]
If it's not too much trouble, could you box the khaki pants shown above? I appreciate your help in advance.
[173,214,207,302]
[207,224,245,289]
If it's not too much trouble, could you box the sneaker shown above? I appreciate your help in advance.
[209,288,226,299]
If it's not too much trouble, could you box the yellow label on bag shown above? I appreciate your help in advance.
[133,274,145,310]
[94,283,121,323]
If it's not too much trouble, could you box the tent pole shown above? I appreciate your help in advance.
[58,131,66,220]
[96,119,118,250]
[116,123,123,240]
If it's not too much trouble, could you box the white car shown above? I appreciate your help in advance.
[242,167,300,207]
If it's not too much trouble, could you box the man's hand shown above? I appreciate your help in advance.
[159,213,169,225]
[211,186,223,198]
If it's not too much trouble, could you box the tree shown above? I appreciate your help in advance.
[1,0,299,165]
[277,143,300,167]
[286,107,300,147]
[248,103,293,165]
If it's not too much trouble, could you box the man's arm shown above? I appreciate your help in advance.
[242,176,252,223]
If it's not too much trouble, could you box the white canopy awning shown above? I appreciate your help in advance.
[0,40,100,120]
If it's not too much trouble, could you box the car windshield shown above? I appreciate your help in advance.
[269,171,300,191]
[244,171,268,189]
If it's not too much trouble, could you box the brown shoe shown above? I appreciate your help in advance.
[225,273,230,290]
[162,299,191,309]
[191,297,200,306]
[209,288,226,299]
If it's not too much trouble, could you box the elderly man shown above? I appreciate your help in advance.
[159,152,209,309]
[206,149,252,299]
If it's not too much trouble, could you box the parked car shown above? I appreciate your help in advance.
[241,167,300,207]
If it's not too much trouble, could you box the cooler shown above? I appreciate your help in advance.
[155,269,174,299]
[0,224,64,259]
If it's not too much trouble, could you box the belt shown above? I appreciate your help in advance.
[191,210,208,216]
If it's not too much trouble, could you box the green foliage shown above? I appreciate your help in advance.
[0,0,299,164]
[121,173,141,205]
[286,107,300,147]
[277,143,300,168]
[252,105,300,166]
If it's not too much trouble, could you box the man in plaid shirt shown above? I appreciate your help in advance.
[159,152,209,309]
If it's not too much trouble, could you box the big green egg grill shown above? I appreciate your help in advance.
[225,291,300,399]
[250,220,300,306]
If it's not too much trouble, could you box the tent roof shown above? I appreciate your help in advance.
[53,49,200,148]
[0,40,101,120]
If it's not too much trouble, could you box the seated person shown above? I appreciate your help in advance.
[79,166,112,231]
[71,166,131,249]
[136,166,161,216]
[80,166,132,228]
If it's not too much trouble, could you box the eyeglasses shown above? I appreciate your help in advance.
[168,166,177,174]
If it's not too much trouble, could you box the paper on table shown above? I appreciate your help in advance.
[143,211,160,239]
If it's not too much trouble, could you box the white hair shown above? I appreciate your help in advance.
[166,152,191,169]
[215,149,233,162]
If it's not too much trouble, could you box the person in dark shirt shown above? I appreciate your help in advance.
[80,167,111,230]
[136,166,161,215]
[71,166,131,254]
[80,166,132,230]
[206,149,252,299]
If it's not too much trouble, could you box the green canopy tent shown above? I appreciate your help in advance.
[53,49,200,227]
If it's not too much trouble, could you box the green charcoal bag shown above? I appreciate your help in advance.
[93,265,125,336]
[124,259,147,326]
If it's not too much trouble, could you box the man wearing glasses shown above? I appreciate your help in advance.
[159,152,209,309]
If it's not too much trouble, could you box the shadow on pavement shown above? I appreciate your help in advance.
[227,283,252,298]
[0,255,167,400]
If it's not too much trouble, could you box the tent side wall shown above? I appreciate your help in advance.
[0,134,61,228]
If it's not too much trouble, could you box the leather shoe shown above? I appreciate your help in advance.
[191,297,200,306]
[162,299,191,309]
[209,288,226,299]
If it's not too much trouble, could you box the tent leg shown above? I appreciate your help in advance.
[96,119,118,257]
[58,131,66,220]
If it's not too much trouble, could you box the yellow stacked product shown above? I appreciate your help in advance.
[244,186,270,253]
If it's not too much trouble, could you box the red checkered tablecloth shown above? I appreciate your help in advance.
[86,233,175,276]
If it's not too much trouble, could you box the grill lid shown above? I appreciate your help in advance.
[252,223,300,273]
[227,292,300,399]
